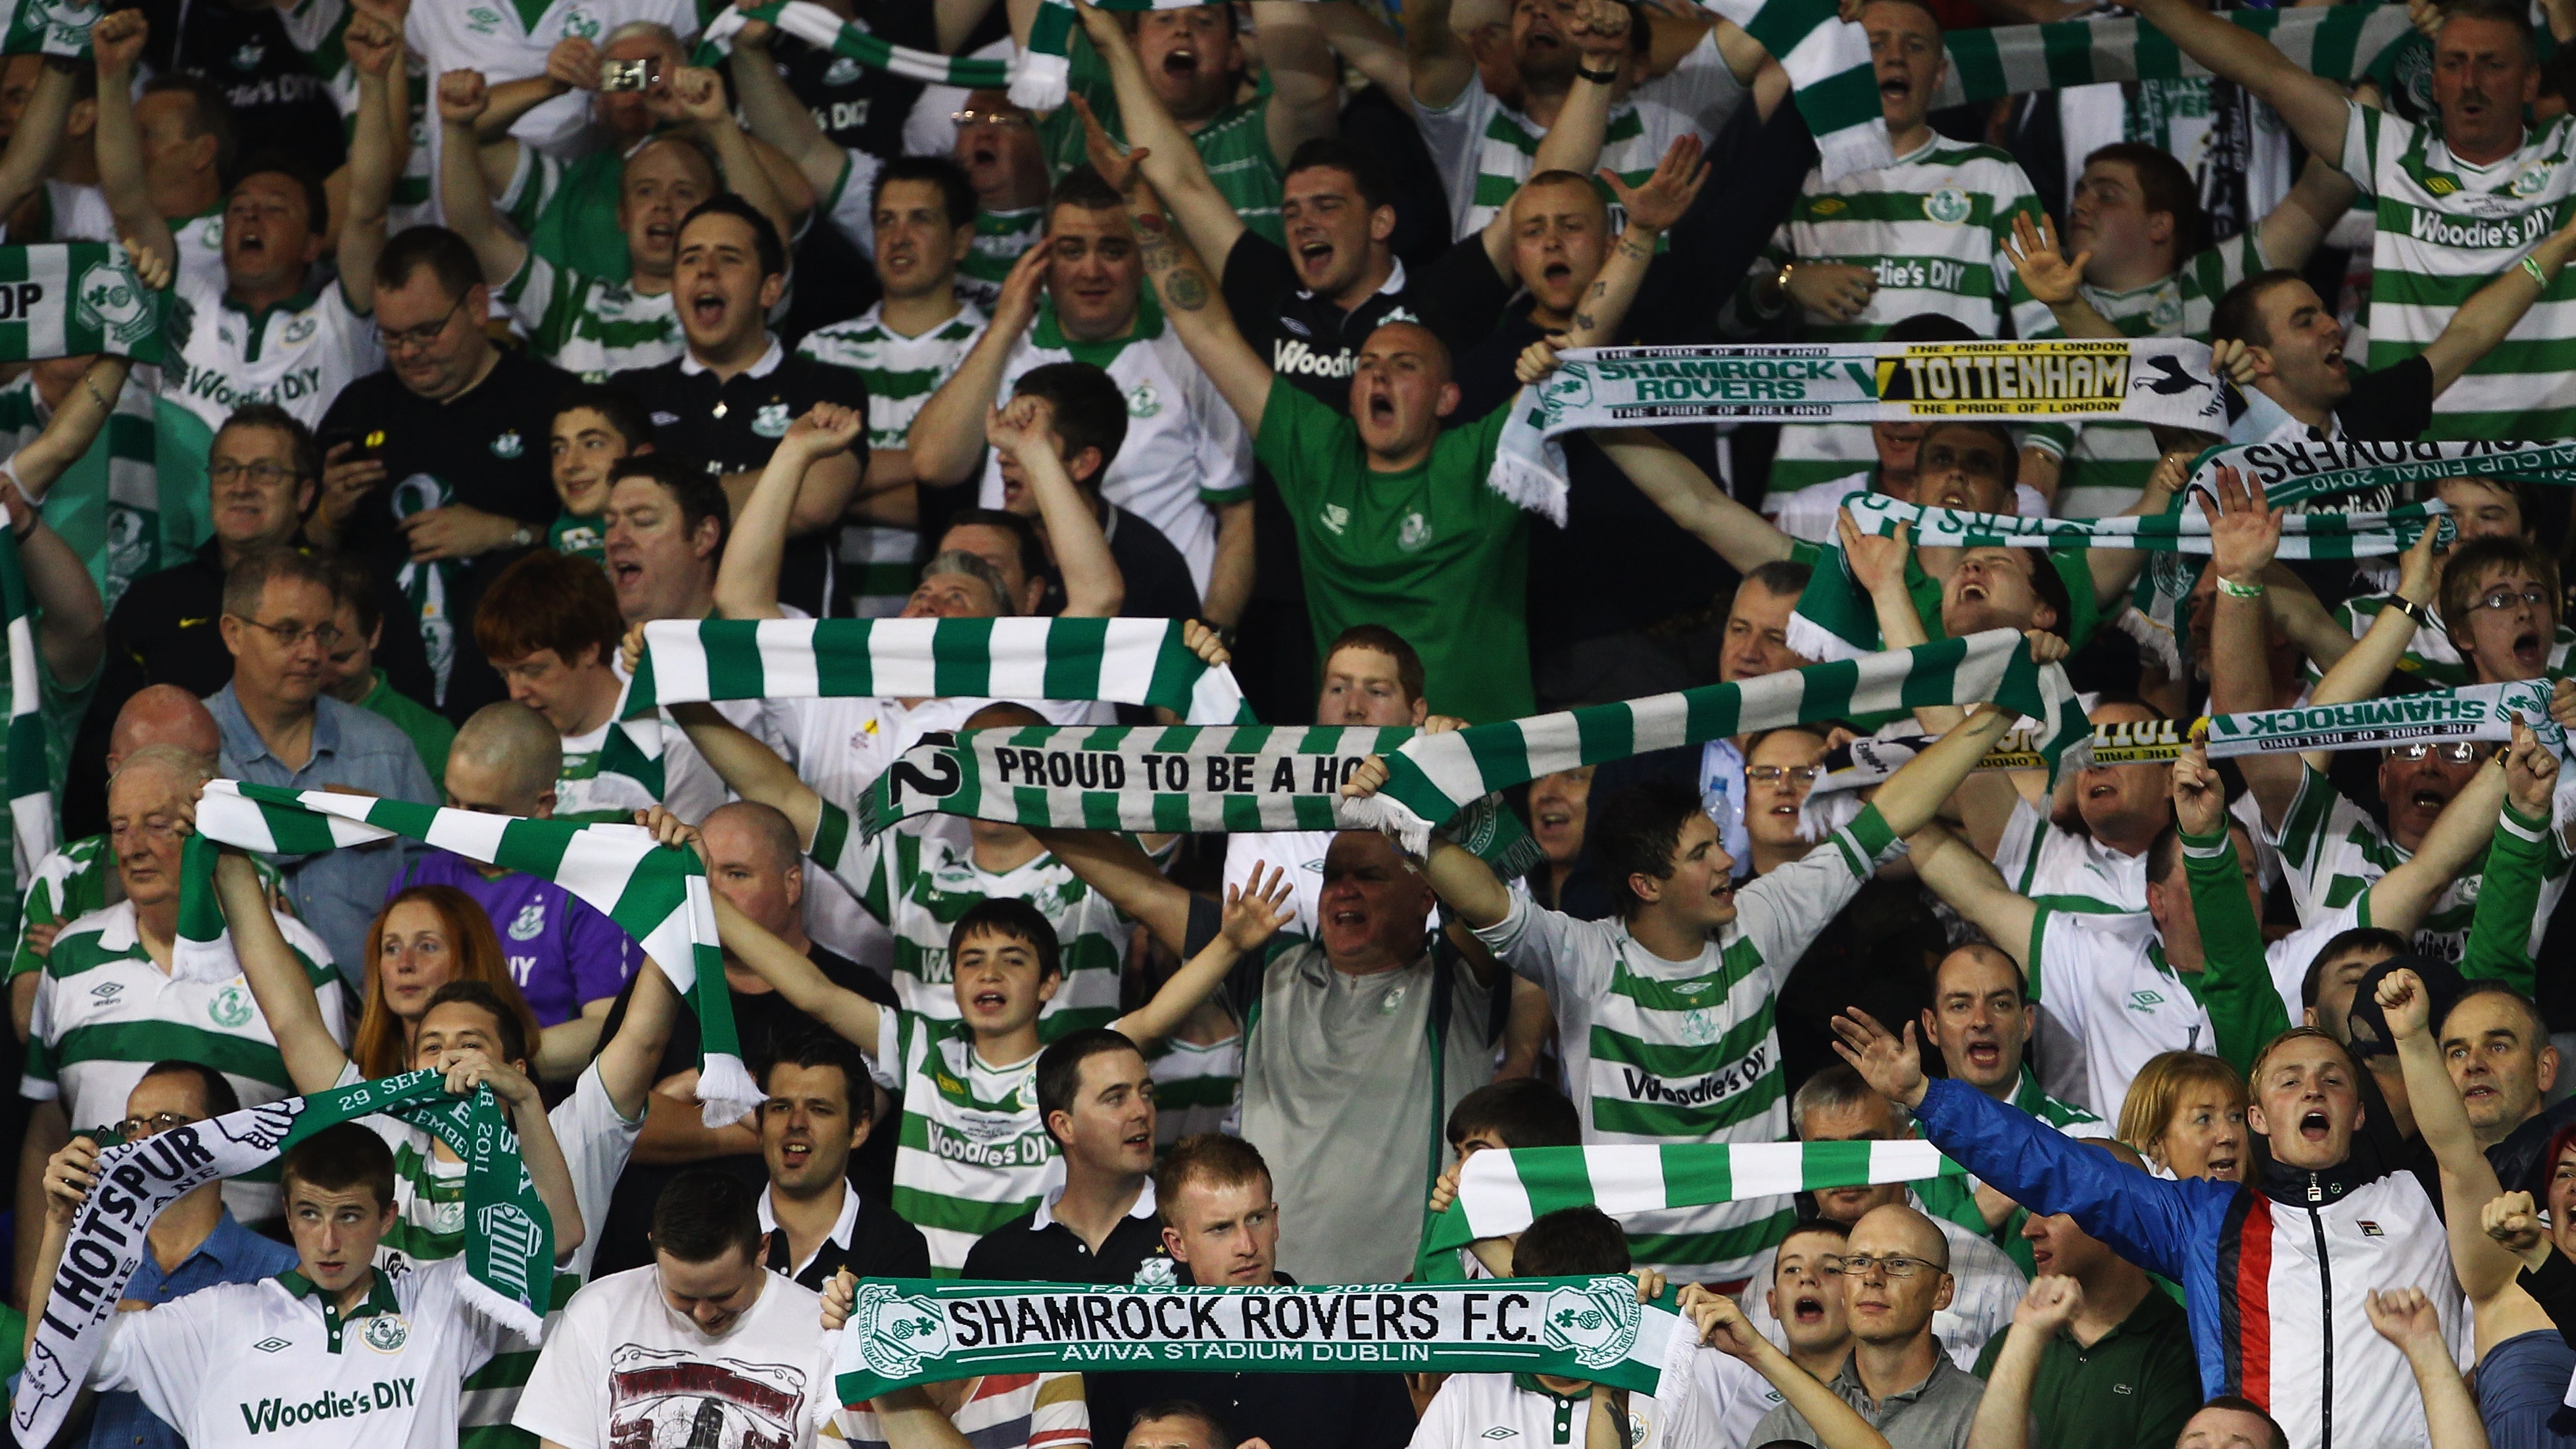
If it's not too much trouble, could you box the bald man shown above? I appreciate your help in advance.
[1126,160,1540,721]
[7,686,228,1035]
[585,798,897,1277]
[386,702,639,1079]
[1755,1202,1988,1449]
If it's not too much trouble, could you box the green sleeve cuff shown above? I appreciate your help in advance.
[1845,804,1897,864]
[2024,906,2053,1004]
[810,800,850,872]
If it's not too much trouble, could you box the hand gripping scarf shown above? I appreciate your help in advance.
[14,1069,550,1446]
[834,1277,1689,1402]
[624,616,1253,725]
[859,633,2085,855]
[694,3,1012,88]
[172,782,758,1127]
[1494,340,2223,523]
[0,245,160,364]
[1699,0,2410,184]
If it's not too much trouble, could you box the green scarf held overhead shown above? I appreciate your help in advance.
[693,3,1012,87]
[1417,1141,1964,1276]
[1839,492,2454,558]
[14,1069,550,1448]
[1,0,96,57]
[1695,0,2412,184]
[0,245,160,364]
[172,782,760,1127]
[833,1277,1692,1404]
[625,616,1253,724]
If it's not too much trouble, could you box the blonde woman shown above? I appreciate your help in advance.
[2117,1050,2248,1181]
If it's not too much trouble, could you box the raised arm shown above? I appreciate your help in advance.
[2375,967,2528,1310]
[1562,134,1707,349]
[1115,866,1291,1047]
[590,939,679,1121]
[0,62,72,227]
[88,9,176,272]
[1027,827,1194,956]
[659,695,825,842]
[715,893,883,1050]
[434,71,527,291]
[1071,1,1249,263]
[1252,1,1342,166]
[8,471,103,688]
[671,66,802,268]
[2173,745,2290,1076]
[713,405,865,622]
[2366,1287,2495,1449]
[214,846,352,1094]
[1405,0,1478,112]
[1908,823,2041,981]
[2309,523,2441,712]
[442,1048,585,1260]
[1689,1289,1898,1449]
[1587,425,1794,572]
[2006,211,2122,340]
[2256,153,2364,274]
[335,9,402,314]
[1872,702,2019,837]
[906,247,1041,487]
[2462,727,2556,995]
[725,11,849,202]
[2124,0,2353,163]
[2202,466,2304,824]
[1964,1279,2084,1449]
[9,356,132,503]
[1311,1,1413,103]
[2419,209,2576,399]
[987,393,1123,617]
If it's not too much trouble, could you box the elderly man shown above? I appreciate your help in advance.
[14,743,345,1300]
[211,546,438,975]
[1754,1202,1987,1449]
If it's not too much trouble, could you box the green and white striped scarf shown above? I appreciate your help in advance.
[0,512,47,939]
[0,245,160,364]
[694,3,1011,87]
[1841,491,2453,556]
[2185,438,2576,510]
[1498,341,2222,521]
[625,617,1252,724]
[170,783,760,1126]
[2200,679,2563,760]
[15,1069,548,1448]
[1421,1141,1961,1264]
[853,633,2081,854]
[833,1277,1690,1401]
[1702,0,2414,184]
[1,0,95,57]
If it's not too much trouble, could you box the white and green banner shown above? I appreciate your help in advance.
[1496,341,2222,522]
[0,509,49,934]
[833,1277,1688,1402]
[172,782,759,1127]
[2183,438,2576,510]
[695,2,1011,86]
[1424,1141,1962,1259]
[2199,680,2562,760]
[0,245,160,364]
[1840,491,2452,557]
[625,617,1251,725]
[14,1069,550,1448]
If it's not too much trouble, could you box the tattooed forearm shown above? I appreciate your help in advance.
[1617,237,1653,261]
[1166,268,1209,311]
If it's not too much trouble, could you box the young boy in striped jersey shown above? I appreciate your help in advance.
[436,64,797,383]
[1730,0,2051,506]
[698,852,1294,1272]
[793,157,988,619]
[1369,703,2018,1284]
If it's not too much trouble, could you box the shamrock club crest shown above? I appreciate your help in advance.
[1540,1277,1643,1372]
[850,1283,952,1381]
[74,258,153,353]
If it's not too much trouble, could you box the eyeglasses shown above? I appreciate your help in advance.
[229,614,345,651]
[2469,586,2551,614]
[115,1111,199,1139]
[208,459,298,487]
[1747,764,1822,785]
[952,107,1033,128]
[2392,741,2481,764]
[1838,1253,1947,1280]
[374,293,468,355]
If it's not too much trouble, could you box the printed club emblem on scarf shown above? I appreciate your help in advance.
[852,1283,952,1379]
[1542,1278,1645,1370]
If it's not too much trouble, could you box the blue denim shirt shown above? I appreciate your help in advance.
[83,1211,300,1449]
[211,683,438,983]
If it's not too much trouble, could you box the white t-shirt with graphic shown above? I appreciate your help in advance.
[514,1264,838,1449]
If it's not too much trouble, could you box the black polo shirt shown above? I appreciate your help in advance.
[608,341,871,620]
[958,1182,1175,1285]
[762,1184,933,1291]
[320,347,575,722]
[1084,1267,1416,1449]
[1036,504,1201,621]
[1219,235,1428,410]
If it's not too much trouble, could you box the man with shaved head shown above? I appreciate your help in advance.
[387,702,638,1077]
[1105,151,1538,721]
[1755,1201,1987,1449]
[8,685,224,1035]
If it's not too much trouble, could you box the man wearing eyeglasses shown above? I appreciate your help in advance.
[210,546,438,976]
[32,1062,299,1449]
[1751,1203,1988,1449]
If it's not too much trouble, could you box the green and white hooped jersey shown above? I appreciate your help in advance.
[160,273,383,435]
[1748,137,2052,500]
[811,804,1130,1039]
[1146,1030,1242,1148]
[877,1008,1053,1273]
[958,209,1042,311]
[495,252,683,381]
[0,366,161,615]
[2344,104,2576,438]
[7,833,110,981]
[2024,232,2266,518]
[796,301,986,616]
[1470,808,1902,1281]
[22,898,345,1221]
[341,1061,641,1449]
[2272,763,2571,963]
[1995,797,2149,916]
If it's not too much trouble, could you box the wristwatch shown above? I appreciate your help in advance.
[508,524,536,551]
[1576,64,1620,83]
[2396,598,2435,629]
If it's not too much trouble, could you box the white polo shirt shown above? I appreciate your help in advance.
[88,1256,508,1449]
[160,271,383,436]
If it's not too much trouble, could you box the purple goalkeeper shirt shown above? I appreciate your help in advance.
[390,848,640,1025]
